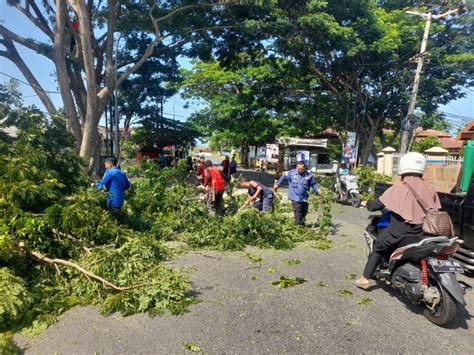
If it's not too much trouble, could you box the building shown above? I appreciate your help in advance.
[415,127,462,154]
[456,119,474,143]
[97,125,134,155]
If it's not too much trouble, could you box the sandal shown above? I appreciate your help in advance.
[355,278,371,290]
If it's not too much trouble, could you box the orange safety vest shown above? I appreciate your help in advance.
[206,166,225,191]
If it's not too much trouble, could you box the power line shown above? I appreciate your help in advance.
[0,72,60,94]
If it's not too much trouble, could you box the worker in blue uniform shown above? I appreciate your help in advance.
[273,161,319,225]
[95,157,131,209]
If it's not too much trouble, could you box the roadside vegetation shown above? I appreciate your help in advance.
[0,87,332,351]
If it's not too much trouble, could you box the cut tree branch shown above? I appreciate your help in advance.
[26,248,156,291]
[52,228,92,255]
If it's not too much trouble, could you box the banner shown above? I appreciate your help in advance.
[343,132,358,164]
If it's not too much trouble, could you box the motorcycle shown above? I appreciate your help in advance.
[363,214,469,326]
[335,174,361,207]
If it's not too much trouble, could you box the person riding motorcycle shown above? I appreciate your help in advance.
[355,152,441,290]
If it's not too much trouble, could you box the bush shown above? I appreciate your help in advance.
[355,165,392,200]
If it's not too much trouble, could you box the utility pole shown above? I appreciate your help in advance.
[399,11,432,155]
[399,3,465,154]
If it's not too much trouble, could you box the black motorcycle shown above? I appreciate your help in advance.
[364,215,470,326]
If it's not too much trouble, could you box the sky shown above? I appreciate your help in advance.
[1,3,473,134]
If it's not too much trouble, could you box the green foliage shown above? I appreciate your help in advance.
[337,289,353,296]
[284,259,301,266]
[358,297,373,306]
[0,268,32,331]
[355,165,392,200]
[413,137,440,153]
[0,332,20,355]
[311,187,333,236]
[419,112,452,132]
[271,275,307,288]
[245,252,263,263]
[183,342,205,354]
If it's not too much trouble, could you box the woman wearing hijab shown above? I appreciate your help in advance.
[356,152,441,290]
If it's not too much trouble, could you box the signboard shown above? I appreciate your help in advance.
[266,144,279,162]
[296,150,310,164]
[257,146,266,158]
[276,137,327,148]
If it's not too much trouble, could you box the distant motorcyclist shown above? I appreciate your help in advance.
[338,161,349,176]
[355,152,441,290]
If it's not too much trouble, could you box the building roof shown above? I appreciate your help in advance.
[456,119,474,141]
[415,127,451,138]
[438,137,462,151]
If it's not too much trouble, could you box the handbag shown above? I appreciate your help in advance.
[404,182,455,237]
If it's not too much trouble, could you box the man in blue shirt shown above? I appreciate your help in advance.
[273,161,318,225]
[95,157,131,209]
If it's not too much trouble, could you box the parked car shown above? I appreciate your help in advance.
[375,178,474,272]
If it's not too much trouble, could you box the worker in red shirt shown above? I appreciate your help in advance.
[203,160,227,215]
[195,156,206,185]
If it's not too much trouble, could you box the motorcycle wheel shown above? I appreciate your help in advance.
[423,277,458,326]
[350,192,361,207]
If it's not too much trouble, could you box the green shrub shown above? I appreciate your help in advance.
[355,165,392,200]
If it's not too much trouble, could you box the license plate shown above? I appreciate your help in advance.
[428,258,464,273]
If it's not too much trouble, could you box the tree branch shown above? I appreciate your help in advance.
[26,248,160,291]
[26,0,55,39]
[0,35,57,115]
[0,24,53,59]
[52,228,92,255]
[13,2,54,40]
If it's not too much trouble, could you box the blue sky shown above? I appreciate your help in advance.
[1,3,472,132]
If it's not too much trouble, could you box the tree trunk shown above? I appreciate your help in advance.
[359,116,381,165]
[240,141,249,168]
[54,0,82,151]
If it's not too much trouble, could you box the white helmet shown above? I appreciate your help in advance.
[398,152,426,176]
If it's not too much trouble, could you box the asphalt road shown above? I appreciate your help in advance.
[15,197,474,354]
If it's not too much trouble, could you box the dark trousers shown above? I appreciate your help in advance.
[253,194,274,213]
[207,189,225,216]
[363,229,422,279]
[291,201,309,225]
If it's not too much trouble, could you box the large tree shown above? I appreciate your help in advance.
[201,0,473,163]
[0,0,272,173]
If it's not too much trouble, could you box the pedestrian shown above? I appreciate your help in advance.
[159,152,166,168]
[187,156,193,172]
[95,157,131,210]
[240,178,274,212]
[221,155,230,177]
[229,154,238,178]
[273,161,318,225]
[195,156,206,185]
[203,160,227,216]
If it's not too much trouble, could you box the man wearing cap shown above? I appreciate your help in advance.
[95,157,131,209]
[273,161,318,225]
